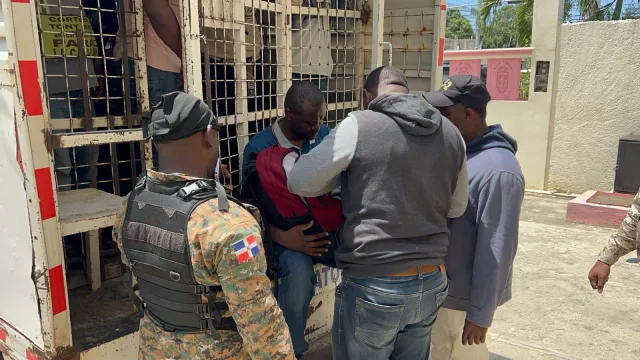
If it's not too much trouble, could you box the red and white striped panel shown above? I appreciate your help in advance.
[0,319,41,360]
[431,0,447,90]
[438,3,446,67]
[8,0,72,353]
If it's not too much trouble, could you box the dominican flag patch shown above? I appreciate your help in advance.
[232,234,260,264]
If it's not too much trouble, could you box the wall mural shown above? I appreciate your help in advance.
[486,58,521,100]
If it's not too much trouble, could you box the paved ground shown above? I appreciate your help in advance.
[306,193,640,360]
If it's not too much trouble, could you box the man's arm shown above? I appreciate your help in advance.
[588,191,639,292]
[216,221,294,359]
[241,142,258,190]
[448,156,469,218]
[189,201,293,360]
[597,191,640,265]
[467,171,524,328]
[112,196,130,266]
[142,0,181,58]
[287,115,357,197]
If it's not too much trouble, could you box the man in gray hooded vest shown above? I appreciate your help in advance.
[287,66,469,360]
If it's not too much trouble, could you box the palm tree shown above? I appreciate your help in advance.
[578,0,626,20]
[479,0,533,46]
[479,0,626,47]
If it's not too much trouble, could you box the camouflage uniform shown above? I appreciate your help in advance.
[597,190,640,265]
[113,170,294,360]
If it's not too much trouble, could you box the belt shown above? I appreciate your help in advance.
[389,264,445,277]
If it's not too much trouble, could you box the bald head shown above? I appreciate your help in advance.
[285,81,326,114]
[363,66,409,108]
[283,81,326,142]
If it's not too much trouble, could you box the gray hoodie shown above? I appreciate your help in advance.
[444,125,524,328]
[288,93,468,278]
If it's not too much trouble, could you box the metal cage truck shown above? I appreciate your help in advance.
[0,0,444,358]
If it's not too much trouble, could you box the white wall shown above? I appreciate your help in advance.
[484,0,563,190]
[0,4,44,347]
[547,20,640,193]
[486,100,550,190]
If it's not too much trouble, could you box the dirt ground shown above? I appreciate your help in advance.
[307,193,640,360]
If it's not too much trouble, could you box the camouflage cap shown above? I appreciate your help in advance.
[143,91,219,141]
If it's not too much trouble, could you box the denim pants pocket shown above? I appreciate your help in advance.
[332,283,349,360]
[334,283,344,338]
[146,76,166,106]
[435,283,449,308]
[422,278,449,327]
[354,297,405,347]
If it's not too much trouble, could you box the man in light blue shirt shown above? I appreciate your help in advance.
[425,75,524,359]
[241,82,332,360]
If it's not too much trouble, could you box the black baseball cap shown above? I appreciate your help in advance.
[143,91,219,142]
[423,75,491,109]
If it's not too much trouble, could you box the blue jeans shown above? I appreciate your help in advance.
[274,244,318,358]
[332,269,449,360]
[119,59,183,167]
[293,73,329,92]
[49,89,96,190]
[119,59,183,110]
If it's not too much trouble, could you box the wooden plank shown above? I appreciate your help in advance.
[290,5,359,18]
[58,188,124,236]
[182,0,203,98]
[85,230,102,291]
[202,18,242,30]
[53,129,143,149]
[327,101,359,111]
[370,0,385,69]
[50,115,143,130]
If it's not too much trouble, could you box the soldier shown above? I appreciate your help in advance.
[588,189,640,293]
[112,91,294,359]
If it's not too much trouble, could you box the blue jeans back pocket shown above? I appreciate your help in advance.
[422,281,449,327]
[354,297,404,347]
[435,283,449,309]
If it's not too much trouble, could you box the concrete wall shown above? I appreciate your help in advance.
[482,0,563,190]
[486,101,549,190]
[547,20,640,193]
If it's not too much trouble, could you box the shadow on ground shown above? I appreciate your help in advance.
[307,348,513,360]
[490,353,513,360]
[307,194,640,360]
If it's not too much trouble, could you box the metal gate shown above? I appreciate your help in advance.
[2,0,444,357]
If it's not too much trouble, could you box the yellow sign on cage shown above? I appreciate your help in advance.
[39,11,99,57]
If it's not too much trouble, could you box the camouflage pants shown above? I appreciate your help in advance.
[138,316,250,360]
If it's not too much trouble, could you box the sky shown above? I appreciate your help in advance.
[448,0,637,30]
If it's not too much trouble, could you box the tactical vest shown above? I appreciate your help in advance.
[122,176,239,339]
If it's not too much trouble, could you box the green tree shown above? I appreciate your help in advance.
[480,0,533,46]
[446,9,475,39]
[480,0,627,48]
[623,3,640,19]
[479,5,519,48]
[564,0,574,22]
[577,0,601,19]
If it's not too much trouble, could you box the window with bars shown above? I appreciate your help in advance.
[198,0,366,195]
[383,6,438,92]
[37,0,367,196]
[33,0,368,350]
